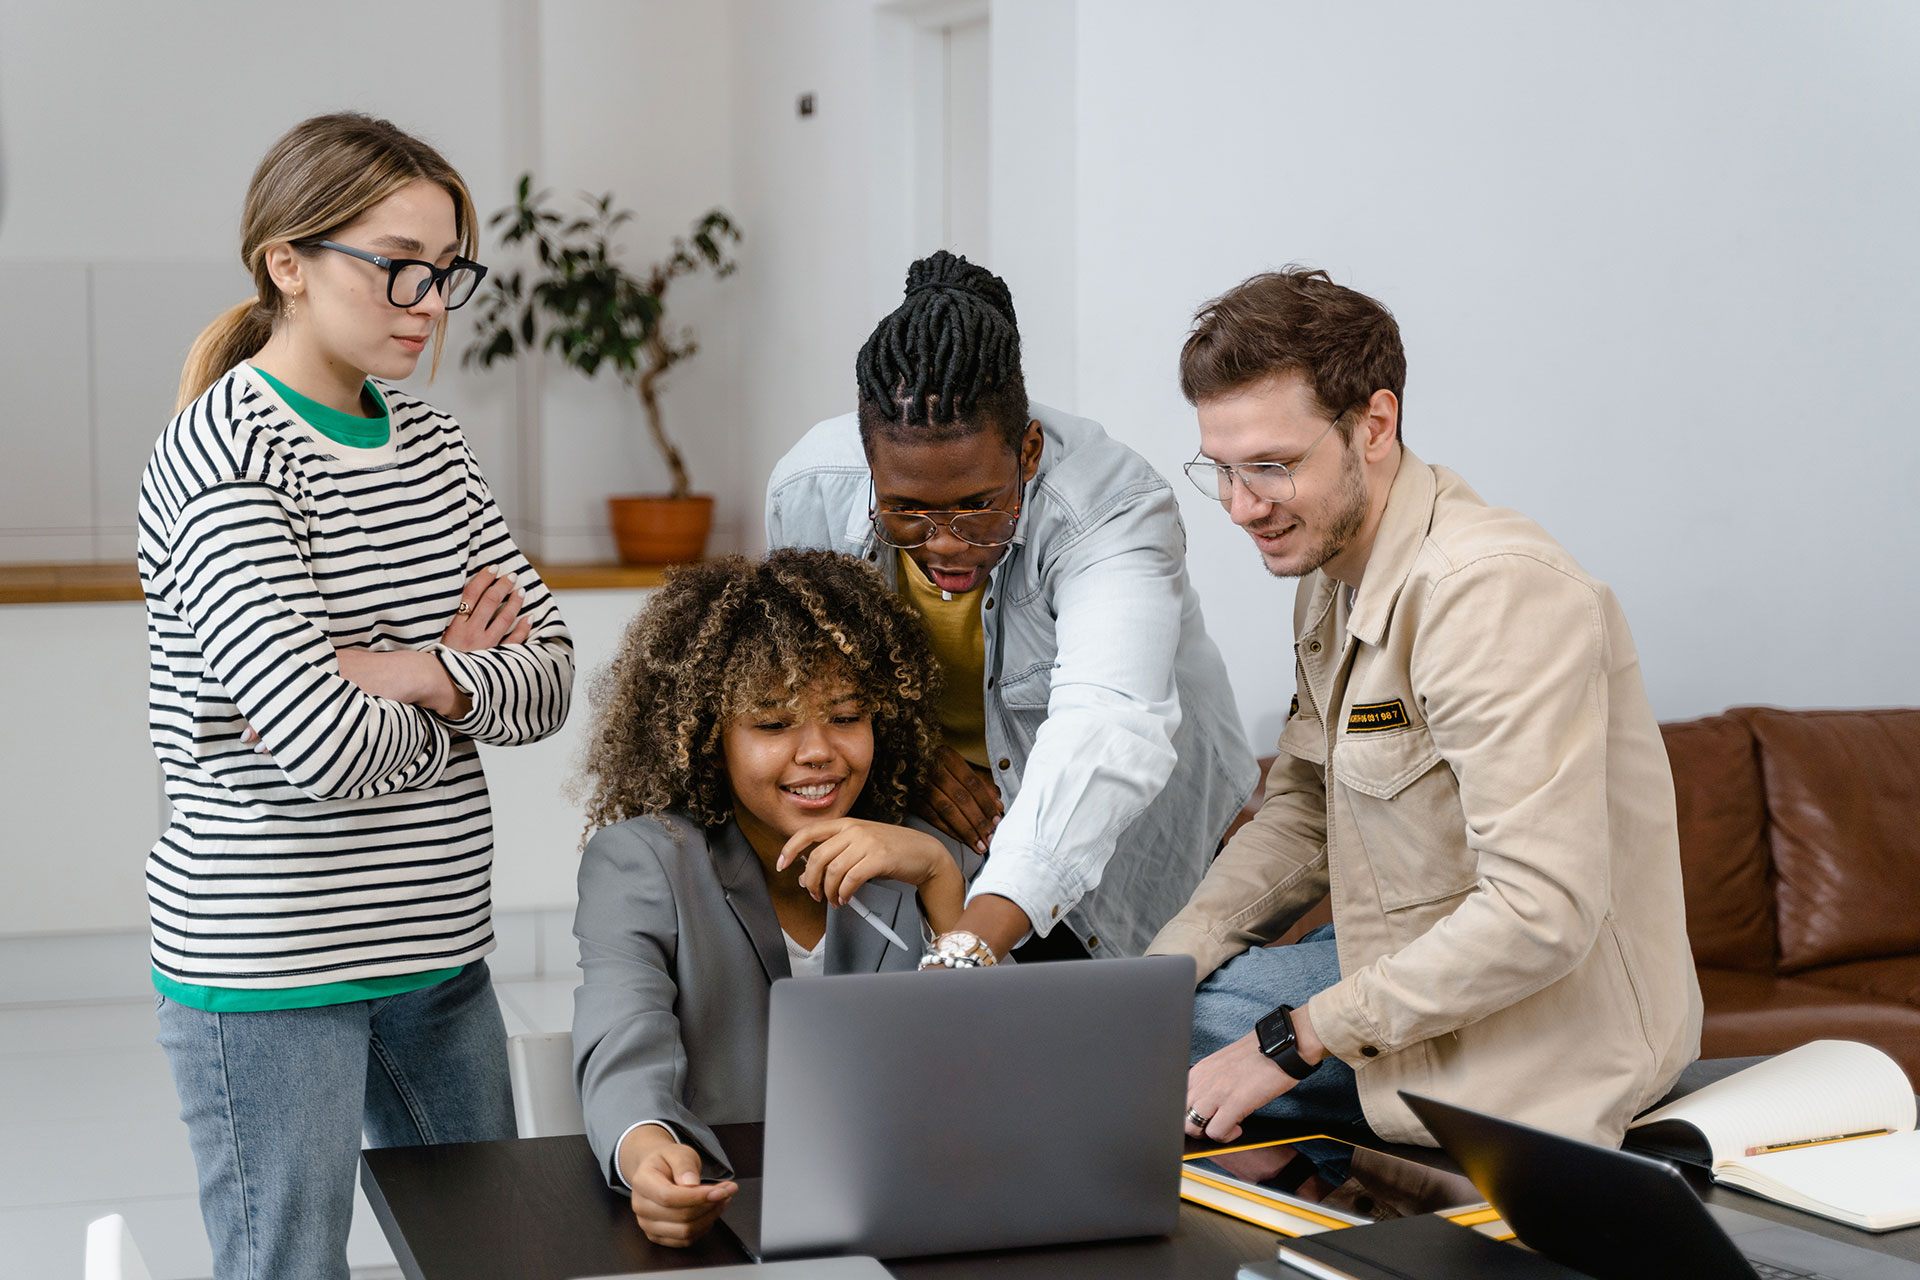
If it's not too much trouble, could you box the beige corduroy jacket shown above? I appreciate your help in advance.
[1148,450,1701,1146]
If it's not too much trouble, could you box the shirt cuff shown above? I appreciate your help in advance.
[428,646,490,732]
[1305,978,1388,1068]
[964,842,1081,939]
[611,1119,679,1189]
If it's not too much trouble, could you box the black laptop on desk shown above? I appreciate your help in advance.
[1401,1091,1920,1280]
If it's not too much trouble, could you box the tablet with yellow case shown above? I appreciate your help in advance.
[1181,1134,1508,1238]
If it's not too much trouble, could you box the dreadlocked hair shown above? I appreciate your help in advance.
[855,249,1030,451]
[574,549,944,841]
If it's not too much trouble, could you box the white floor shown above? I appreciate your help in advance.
[0,963,582,1279]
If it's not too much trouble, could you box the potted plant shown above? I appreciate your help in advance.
[464,175,741,564]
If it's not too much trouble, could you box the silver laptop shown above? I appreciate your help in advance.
[722,956,1193,1261]
[1402,1091,1920,1280]
[578,1259,894,1280]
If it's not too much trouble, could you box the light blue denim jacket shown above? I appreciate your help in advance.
[766,403,1258,957]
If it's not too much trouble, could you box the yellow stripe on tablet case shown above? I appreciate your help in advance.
[1182,1135,1515,1239]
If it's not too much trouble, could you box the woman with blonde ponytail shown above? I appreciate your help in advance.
[138,113,575,1280]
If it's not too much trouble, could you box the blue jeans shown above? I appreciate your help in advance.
[155,960,516,1280]
[1191,924,1366,1131]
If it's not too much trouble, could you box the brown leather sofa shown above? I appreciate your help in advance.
[1663,706,1920,1080]
[1229,706,1920,1079]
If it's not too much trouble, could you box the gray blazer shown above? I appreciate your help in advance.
[572,811,978,1184]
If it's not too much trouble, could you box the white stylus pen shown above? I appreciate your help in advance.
[846,895,910,952]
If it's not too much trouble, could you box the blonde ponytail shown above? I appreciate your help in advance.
[176,112,481,415]
[177,298,277,412]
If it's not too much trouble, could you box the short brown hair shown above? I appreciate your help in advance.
[1179,267,1405,439]
[573,549,942,839]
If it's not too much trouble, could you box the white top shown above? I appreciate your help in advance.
[783,930,828,979]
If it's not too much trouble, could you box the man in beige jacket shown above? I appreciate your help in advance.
[1152,269,1701,1148]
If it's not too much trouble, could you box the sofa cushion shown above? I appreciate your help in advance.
[1660,714,1774,973]
[1695,967,1920,1082]
[1796,955,1920,1010]
[1745,707,1920,973]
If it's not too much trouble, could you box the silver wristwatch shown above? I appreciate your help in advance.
[918,929,998,970]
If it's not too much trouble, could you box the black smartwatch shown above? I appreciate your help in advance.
[1255,1003,1319,1080]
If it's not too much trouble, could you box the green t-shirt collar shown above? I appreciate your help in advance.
[250,365,391,449]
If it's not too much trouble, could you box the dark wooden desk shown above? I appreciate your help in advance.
[361,1119,1920,1279]
[363,1121,1278,1279]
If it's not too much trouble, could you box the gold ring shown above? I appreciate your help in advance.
[455,601,475,615]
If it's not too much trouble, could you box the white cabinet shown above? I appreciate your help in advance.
[0,588,651,938]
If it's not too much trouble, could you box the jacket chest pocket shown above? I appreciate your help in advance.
[996,659,1055,712]
[1331,727,1475,914]
[991,660,1055,761]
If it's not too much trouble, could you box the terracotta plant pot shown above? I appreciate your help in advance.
[607,494,714,566]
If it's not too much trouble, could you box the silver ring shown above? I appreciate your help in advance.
[1186,1107,1211,1130]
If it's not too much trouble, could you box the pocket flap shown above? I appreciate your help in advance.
[996,660,1057,710]
[1331,727,1442,799]
[1276,708,1326,766]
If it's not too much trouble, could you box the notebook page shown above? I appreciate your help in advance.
[1629,1040,1916,1165]
[1729,1129,1920,1227]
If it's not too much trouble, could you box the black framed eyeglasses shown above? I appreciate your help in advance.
[310,240,488,309]
[1182,410,1346,506]
[867,475,1025,549]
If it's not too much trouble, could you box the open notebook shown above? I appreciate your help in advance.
[1627,1040,1920,1231]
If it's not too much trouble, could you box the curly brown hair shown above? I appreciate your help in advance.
[576,548,943,837]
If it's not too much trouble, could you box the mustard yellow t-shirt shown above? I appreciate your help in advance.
[895,551,989,768]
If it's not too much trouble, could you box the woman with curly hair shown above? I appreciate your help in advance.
[571,548,977,1248]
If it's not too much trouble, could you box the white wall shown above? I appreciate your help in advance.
[531,0,742,560]
[0,0,524,558]
[1048,1,1920,746]
[988,0,1077,410]
[0,0,742,563]
[727,0,895,552]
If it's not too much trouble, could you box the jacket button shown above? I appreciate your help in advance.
[985,597,995,610]
[866,550,877,561]
[997,758,1011,771]
[1360,1045,1379,1058]
[1085,935,1098,949]
[1307,639,1322,654]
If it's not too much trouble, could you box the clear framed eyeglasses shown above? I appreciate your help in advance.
[1182,412,1345,506]
[867,475,1024,549]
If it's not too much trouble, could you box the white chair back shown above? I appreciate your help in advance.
[84,1213,154,1280]
[507,1030,586,1137]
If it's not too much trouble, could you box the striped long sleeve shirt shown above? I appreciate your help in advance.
[137,366,574,988]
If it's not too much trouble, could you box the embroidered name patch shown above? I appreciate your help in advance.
[1347,700,1411,733]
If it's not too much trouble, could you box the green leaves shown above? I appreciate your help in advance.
[461,175,739,384]
[458,174,742,494]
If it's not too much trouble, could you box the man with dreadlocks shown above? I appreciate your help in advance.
[767,250,1256,967]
